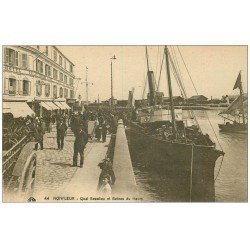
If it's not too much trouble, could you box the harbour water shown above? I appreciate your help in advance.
[131,109,248,202]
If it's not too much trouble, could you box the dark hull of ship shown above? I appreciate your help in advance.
[126,122,223,202]
[218,123,247,133]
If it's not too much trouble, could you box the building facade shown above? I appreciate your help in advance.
[3,45,76,116]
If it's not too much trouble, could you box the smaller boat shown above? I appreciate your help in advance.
[218,71,247,133]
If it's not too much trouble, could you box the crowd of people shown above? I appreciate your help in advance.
[30,108,123,196]
[4,107,133,198]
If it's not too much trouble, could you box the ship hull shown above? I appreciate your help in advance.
[126,122,224,202]
[218,123,247,133]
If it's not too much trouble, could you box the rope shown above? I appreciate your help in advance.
[155,45,160,79]
[177,46,199,95]
[189,143,194,202]
[204,110,223,151]
[157,52,165,91]
[214,155,225,181]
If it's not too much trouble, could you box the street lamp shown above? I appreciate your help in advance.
[84,66,93,106]
[110,55,116,107]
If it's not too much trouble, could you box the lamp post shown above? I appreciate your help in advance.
[84,66,93,106]
[110,55,116,107]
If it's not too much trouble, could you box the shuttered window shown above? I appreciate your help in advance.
[21,53,28,68]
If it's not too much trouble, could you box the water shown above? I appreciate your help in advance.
[131,110,248,202]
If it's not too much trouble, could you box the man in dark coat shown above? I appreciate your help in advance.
[56,118,68,150]
[33,118,44,150]
[101,120,107,142]
[73,123,88,167]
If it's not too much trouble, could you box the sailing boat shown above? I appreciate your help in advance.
[126,46,224,201]
[218,71,248,133]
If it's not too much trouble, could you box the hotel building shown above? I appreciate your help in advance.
[3,45,76,117]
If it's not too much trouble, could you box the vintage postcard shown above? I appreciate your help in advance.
[2,45,248,202]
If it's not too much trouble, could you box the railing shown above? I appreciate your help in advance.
[3,135,31,188]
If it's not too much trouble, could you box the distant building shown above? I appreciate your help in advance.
[163,96,184,105]
[188,95,208,105]
[117,100,128,107]
[3,45,75,117]
[102,98,118,106]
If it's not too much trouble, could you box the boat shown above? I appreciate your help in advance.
[218,71,248,133]
[126,46,225,201]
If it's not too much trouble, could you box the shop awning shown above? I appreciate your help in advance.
[61,102,71,109]
[3,102,35,118]
[54,101,66,109]
[47,102,60,110]
[40,102,53,110]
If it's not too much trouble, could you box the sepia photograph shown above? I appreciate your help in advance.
[2,45,248,203]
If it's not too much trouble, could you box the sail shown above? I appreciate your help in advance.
[219,95,247,116]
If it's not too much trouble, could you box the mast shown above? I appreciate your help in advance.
[239,71,246,124]
[146,46,156,106]
[165,46,177,137]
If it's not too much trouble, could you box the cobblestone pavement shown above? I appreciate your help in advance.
[33,126,97,200]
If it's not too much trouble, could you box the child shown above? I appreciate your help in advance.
[99,174,112,198]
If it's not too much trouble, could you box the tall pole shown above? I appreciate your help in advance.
[165,46,177,138]
[85,66,88,106]
[111,60,113,106]
[239,70,246,124]
[110,55,116,107]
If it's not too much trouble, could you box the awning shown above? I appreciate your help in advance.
[47,102,60,110]
[54,101,66,110]
[3,102,35,118]
[61,102,71,109]
[40,102,53,110]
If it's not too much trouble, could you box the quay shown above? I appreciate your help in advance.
[33,121,138,202]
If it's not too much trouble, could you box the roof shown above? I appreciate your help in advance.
[189,95,208,100]
[163,96,184,101]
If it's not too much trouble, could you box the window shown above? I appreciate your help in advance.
[36,59,43,74]
[23,80,29,95]
[70,64,73,73]
[59,72,63,81]
[36,83,42,96]
[59,87,63,98]
[53,85,57,98]
[53,50,57,62]
[64,88,68,98]
[9,78,17,94]
[21,54,28,69]
[45,84,50,97]
[64,75,67,84]
[5,48,18,66]
[70,90,74,99]
[45,46,49,56]
[69,78,73,85]
[59,55,62,66]
[53,68,58,80]
[64,59,66,69]
[45,64,51,77]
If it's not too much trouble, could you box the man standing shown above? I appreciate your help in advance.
[73,122,88,167]
[33,117,44,150]
[56,117,68,150]
[101,120,107,142]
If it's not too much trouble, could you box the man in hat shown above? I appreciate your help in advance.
[73,122,88,167]
[56,117,68,150]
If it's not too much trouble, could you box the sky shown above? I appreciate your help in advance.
[58,46,247,102]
